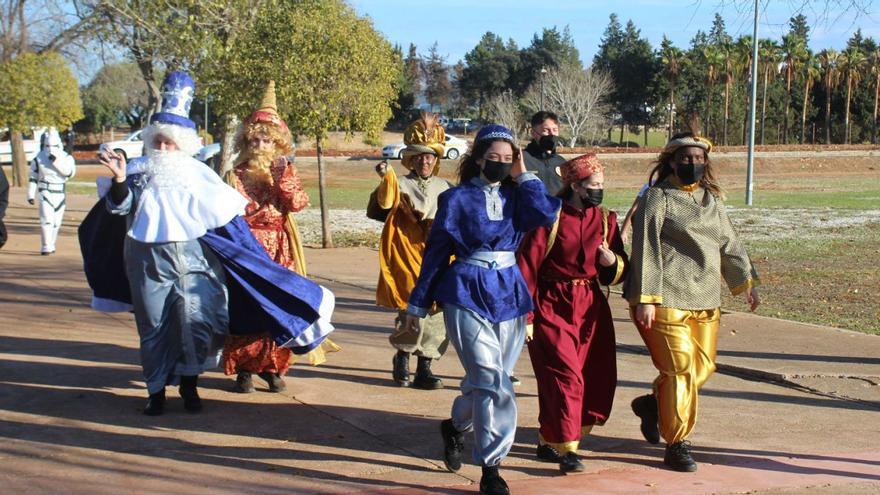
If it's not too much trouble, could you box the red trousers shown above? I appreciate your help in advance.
[527,281,617,451]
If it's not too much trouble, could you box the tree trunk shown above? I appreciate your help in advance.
[216,115,240,176]
[801,80,812,144]
[619,122,624,145]
[825,83,833,144]
[668,86,675,139]
[722,77,730,146]
[10,131,28,187]
[783,70,792,144]
[317,134,333,248]
[844,77,853,144]
[873,73,879,144]
[760,68,769,145]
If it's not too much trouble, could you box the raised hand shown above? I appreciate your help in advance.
[98,149,127,182]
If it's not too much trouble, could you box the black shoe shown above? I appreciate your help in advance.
[179,375,202,413]
[440,419,464,472]
[479,465,509,495]
[631,394,661,444]
[392,350,411,387]
[412,356,443,390]
[143,389,165,416]
[664,441,698,472]
[233,372,255,393]
[258,371,287,392]
[559,451,585,474]
[535,443,562,462]
[509,375,521,387]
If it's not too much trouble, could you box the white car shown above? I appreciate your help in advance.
[99,130,144,161]
[382,135,469,160]
[0,127,47,164]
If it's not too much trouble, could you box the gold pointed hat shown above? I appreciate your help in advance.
[245,80,288,130]
[401,111,446,174]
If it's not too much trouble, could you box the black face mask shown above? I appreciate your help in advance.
[675,163,705,184]
[481,159,513,183]
[581,188,604,207]
[538,135,558,153]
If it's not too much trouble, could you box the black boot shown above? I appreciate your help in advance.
[412,356,443,390]
[179,375,202,413]
[479,465,509,495]
[440,419,464,472]
[143,389,165,416]
[558,451,585,474]
[535,443,562,462]
[233,372,255,393]
[392,350,411,387]
[631,394,660,444]
[664,440,698,472]
[258,371,287,392]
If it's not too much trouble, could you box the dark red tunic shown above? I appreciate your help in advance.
[517,203,628,447]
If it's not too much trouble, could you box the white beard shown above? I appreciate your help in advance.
[143,149,189,189]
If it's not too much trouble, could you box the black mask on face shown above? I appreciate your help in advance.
[675,163,705,184]
[538,135,558,153]
[481,159,513,183]
[581,188,604,207]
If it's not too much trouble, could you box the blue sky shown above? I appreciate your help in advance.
[350,0,880,64]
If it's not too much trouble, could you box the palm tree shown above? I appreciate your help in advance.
[818,49,840,143]
[799,54,821,144]
[702,45,725,141]
[870,48,880,143]
[660,38,685,139]
[734,35,754,145]
[780,34,807,144]
[758,39,782,144]
[840,47,867,144]
[720,42,735,145]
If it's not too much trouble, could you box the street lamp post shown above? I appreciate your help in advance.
[745,0,759,206]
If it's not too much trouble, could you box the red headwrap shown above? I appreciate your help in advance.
[559,153,604,184]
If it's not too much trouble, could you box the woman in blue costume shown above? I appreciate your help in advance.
[85,72,334,416]
[404,124,560,495]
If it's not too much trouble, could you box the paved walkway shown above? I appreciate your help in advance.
[0,189,877,494]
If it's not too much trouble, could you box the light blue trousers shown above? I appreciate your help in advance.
[444,304,525,467]
[125,237,229,394]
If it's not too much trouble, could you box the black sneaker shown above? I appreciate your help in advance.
[440,419,464,472]
[143,390,165,416]
[233,372,255,393]
[479,465,509,495]
[535,443,562,462]
[631,394,661,444]
[664,441,698,472]
[558,451,585,474]
[509,375,521,387]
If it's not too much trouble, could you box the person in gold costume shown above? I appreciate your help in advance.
[222,81,339,393]
[624,132,760,472]
[371,112,453,389]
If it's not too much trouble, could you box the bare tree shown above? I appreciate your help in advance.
[524,64,613,147]
[485,90,524,139]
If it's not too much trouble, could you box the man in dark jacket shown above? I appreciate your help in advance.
[523,111,566,195]
[0,165,9,248]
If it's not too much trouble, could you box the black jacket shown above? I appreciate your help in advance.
[524,141,566,196]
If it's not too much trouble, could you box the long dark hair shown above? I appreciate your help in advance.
[647,132,723,198]
[456,138,520,185]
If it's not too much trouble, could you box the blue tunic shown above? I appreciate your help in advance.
[408,173,560,323]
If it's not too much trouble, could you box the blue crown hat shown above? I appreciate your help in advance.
[475,124,515,143]
[150,71,196,129]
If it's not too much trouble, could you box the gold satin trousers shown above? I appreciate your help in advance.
[636,307,720,444]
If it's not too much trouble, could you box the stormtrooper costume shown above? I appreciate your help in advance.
[28,128,75,254]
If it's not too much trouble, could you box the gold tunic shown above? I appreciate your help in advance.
[375,168,453,309]
[625,177,758,310]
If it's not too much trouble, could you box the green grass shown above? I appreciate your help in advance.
[722,222,880,335]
